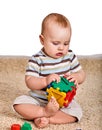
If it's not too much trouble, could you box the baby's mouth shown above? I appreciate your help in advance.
[56,52,63,56]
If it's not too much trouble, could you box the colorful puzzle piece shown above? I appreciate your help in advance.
[11,122,32,130]
[46,87,66,107]
[21,122,32,130]
[46,76,76,108]
[64,87,76,107]
[51,76,75,92]
[11,124,21,130]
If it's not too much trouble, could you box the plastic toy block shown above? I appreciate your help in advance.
[64,87,76,107]
[51,76,75,92]
[46,87,66,107]
[21,122,32,130]
[11,124,21,130]
[46,76,76,107]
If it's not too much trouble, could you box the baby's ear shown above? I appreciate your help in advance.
[39,34,44,45]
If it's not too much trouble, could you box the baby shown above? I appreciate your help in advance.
[13,13,86,128]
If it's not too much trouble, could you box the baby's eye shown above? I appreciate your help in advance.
[64,43,69,46]
[64,42,69,46]
[52,42,60,45]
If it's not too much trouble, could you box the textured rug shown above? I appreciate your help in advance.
[0,55,102,130]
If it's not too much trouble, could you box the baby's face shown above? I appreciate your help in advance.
[40,22,71,59]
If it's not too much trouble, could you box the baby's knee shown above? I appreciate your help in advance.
[13,104,33,120]
[13,104,20,112]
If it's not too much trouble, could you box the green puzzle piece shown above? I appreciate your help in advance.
[51,76,75,92]
[21,122,32,130]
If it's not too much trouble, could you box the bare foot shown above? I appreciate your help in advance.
[34,117,49,128]
[44,96,59,117]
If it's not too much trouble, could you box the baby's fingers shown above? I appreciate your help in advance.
[66,76,76,83]
[55,76,60,83]
[52,76,60,83]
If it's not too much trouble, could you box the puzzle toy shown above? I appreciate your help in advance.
[21,122,32,130]
[11,124,21,130]
[46,76,76,108]
[11,122,32,130]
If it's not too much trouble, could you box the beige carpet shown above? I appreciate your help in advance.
[0,55,102,130]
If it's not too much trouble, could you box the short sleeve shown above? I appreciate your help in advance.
[70,53,82,73]
[25,56,40,77]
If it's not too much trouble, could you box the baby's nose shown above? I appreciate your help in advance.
[59,45,64,50]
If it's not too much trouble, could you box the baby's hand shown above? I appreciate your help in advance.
[64,73,79,88]
[46,74,60,85]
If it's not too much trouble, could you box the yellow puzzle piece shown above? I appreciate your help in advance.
[46,87,67,107]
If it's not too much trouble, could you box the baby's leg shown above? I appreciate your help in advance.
[47,100,82,124]
[44,96,59,116]
[14,96,59,120]
[49,110,77,124]
[34,110,77,128]
[34,97,59,128]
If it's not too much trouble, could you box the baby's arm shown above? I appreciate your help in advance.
[25,75,47,90]
[25,74,60,90]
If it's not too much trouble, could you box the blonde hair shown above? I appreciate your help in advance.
[41,13,71,35]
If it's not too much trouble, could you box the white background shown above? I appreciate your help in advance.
[0,0,102,56]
